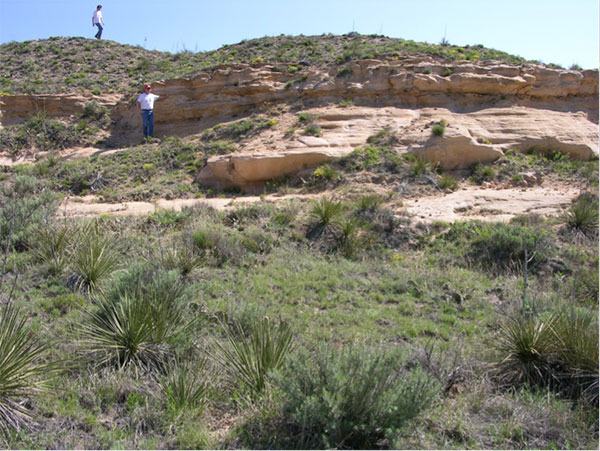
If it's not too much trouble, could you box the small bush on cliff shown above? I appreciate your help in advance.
[431,123,446,137]
[470,163,496,184]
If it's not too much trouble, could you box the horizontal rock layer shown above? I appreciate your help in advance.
[1,59,597,191]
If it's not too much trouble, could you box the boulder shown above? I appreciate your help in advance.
[195,148,354,192]
[408,126,504,170]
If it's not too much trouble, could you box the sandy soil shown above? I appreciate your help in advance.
[58,184,579,223]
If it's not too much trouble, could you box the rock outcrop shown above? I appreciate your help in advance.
[104,59,597,145]
[1,58,597,191]
[196,104,598,190]
[0,94,119,126]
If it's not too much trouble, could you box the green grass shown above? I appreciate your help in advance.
[0,170,597,448]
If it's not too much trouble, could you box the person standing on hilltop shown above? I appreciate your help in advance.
[137,84,160,139]
[92,5,104,39]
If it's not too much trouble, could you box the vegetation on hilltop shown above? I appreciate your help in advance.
[0,33,531,95]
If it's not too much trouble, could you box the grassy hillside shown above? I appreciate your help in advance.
[0,33,597,449]
[0,127,598,448]
[0,33,531,95]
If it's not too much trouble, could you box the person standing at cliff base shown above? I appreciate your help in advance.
[92,5,104,39]
[137,84,160,139]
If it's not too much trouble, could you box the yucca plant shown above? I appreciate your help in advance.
[215,316,294,398]
[551,307,599,403]
[160,244,203,276]
[71,227,121,293]
[411,154,436,176]
[31,223,75,275]
[161,358,210,419]
[337,217,367,260]
[353,194,383,215]
[562,194,598,236]
[79,293,183,370]
[494,313,558,386]
[0,305,54,437]
[306,197,344,239]
[438,173,459,190]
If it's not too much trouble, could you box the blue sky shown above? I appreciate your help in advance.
[0,0,598,69]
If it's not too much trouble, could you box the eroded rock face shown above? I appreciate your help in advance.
[194,104,598,191]
[1,58,597,191]
[101,59,598,146]
[0,94,119,126]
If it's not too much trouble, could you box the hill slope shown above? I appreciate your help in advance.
[0,33,531,95]
[0,34,598,450]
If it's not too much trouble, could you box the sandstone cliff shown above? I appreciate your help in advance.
[1,58,597,191]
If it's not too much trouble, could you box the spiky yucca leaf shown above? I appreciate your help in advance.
[79,295,176,369]
[306,197,344,239]
[71,232,121,293]
[0,305,53,436]
[495,313,558,386]
[31,223,75,275]
[563,194,598,236]
[551,307,599,403]
[215,316,293,397]
[161,358,209,417]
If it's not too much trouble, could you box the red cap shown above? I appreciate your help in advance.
[144,84,151,89]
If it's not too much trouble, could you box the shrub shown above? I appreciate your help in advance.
[470,163,496,184]
[312,163,339,182]
[104,263,186,308]
[193,227,247,266]
[147,209,191,228]
[438,173,458,190]
[214,316,294,398]
[469,223,553,272]
[342,145,382,171]
[432,124,445,137]
[0,176,59,251]
[0,305,54,437]
[274,345,440,449]
[303,124,321,137]
[367,129,398,148]
[224,204,271,227]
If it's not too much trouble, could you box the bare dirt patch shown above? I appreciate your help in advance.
[59,184,578,224]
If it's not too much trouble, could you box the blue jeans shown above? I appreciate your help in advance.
[141,110,154,138]
[94,23,103,39]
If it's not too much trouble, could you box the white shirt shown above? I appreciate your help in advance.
[137,93,159,110]
[93,10,103,25]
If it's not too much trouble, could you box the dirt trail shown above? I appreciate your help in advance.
[59,185,579,223]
